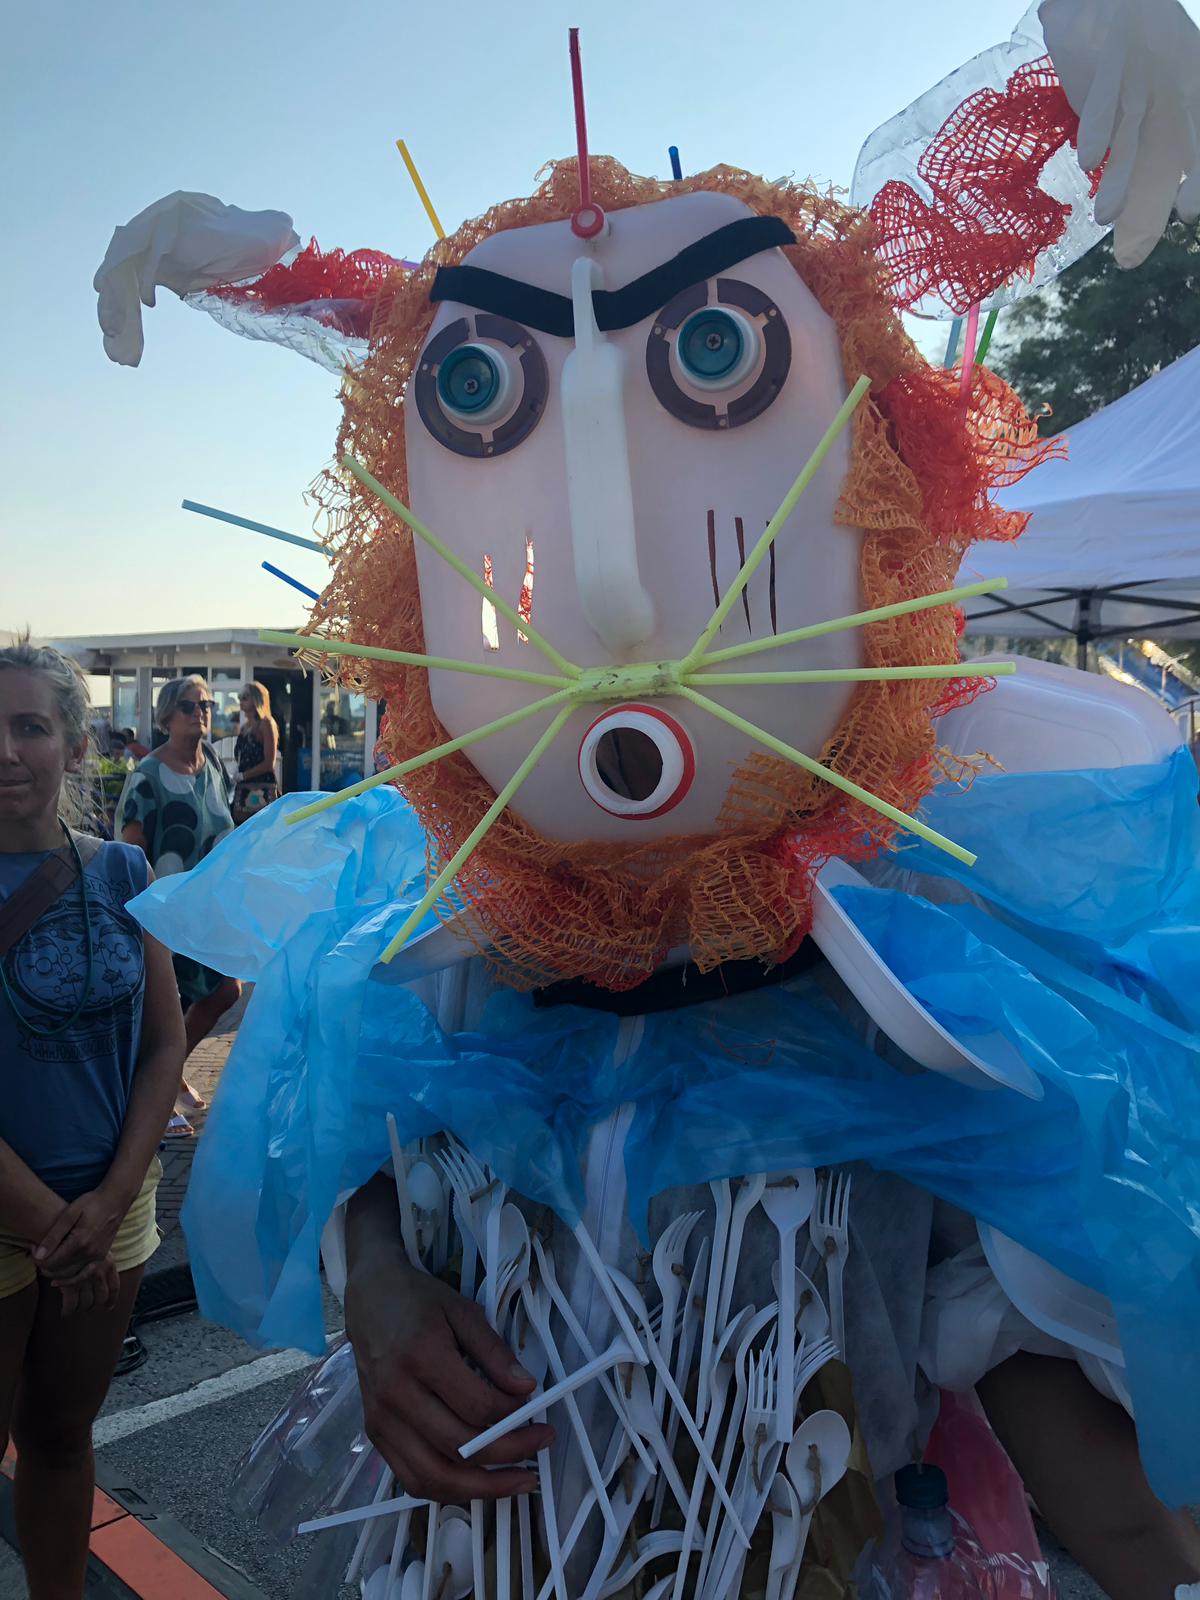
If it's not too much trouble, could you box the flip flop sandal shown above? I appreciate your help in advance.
[178,1084,207,1110]
[114,1332,148,1377]
[161,1113,194,1140]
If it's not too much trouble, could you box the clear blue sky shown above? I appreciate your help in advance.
[2,0,1173,639]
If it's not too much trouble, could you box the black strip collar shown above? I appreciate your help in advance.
[430,216,796,339]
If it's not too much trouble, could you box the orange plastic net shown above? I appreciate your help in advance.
[870,57,1104,315]
[308,158,1058,991]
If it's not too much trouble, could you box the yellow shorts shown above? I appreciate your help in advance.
[0,1158,162,1301]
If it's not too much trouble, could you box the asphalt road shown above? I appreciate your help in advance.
[0,1280,1109,1600]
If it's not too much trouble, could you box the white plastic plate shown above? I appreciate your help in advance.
[811,858,1043,1099]
[934,654,1182,774]
[979,1222,1124,1369]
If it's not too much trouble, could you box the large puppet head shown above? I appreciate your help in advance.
[314,158,1048,990]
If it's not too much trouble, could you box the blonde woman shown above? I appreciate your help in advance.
[117,677,240,1127]
[232,681,279,824]
[0,641,184,1600]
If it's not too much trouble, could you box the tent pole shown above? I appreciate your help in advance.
[1076,592,1094,670]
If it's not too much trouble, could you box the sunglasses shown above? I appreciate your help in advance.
[177,698,216,716]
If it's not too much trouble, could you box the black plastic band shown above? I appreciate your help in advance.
[430,216,796,338]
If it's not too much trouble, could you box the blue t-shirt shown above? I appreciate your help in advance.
[0,840,149,1200]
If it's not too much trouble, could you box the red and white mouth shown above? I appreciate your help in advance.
[577,704,696,820]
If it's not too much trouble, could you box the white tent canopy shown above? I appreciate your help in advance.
[960,343,1200,648]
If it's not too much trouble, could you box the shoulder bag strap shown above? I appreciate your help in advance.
[0,850,79,959]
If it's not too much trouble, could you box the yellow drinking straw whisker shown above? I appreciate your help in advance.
[342,456,581,680]
[259,629,571,689]
[380,705,575,962]
[678,686,975,866]
[682,375,872,673]
[286,688,577,824]
[395,139,445,239]
[685,662,1016,687]
[699,578,1009,667]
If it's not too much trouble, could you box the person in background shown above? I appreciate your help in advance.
[120,727,148,761]
[232,681,280,825]
[0,640,184,1600]
[117,677,241,1133]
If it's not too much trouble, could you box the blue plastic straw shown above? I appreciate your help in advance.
[261,561,320,601]
[182,499,326,555]
[943,318,963,368]
[668,145,683,180]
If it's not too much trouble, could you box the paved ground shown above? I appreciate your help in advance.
[0,992,1110,1599]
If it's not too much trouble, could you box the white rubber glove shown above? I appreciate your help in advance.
[95,191,298,366]
[1040,0,1200,266]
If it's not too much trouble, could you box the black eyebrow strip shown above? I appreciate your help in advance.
[429,216,796,338]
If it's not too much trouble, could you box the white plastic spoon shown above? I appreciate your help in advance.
[780,1410,853,1600]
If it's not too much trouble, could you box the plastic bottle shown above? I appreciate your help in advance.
[866,1464,998,1598]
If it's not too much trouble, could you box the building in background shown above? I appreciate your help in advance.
[52,628,378,795]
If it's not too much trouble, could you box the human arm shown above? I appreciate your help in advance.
[35,922,184,1281]
[0,1137,67,1247]
[239,719,278,781]
[120,819,147,854]
[343,1169,552,1502]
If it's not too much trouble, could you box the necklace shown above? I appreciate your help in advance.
[0,820,95,1038]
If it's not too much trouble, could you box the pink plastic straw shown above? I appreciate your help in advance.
[958,302,981,401]
[569,29,591,212]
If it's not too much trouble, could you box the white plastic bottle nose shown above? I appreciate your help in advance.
[560,255,656,656]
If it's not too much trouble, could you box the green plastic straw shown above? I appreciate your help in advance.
[682,376,872,672]
[259,630,570,689]
[343,456,580,679]
[286,688,577,824]
[686,662,1015,687]
[700,578,1008,667]
[380,704,574,962]
[678,686,976,866]
[974,308,1000,366]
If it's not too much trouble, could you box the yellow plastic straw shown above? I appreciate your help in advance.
[700,578,1009,667]
[342,457,581,679]
[686,662,1016,687]
[259,629,570,689]
[678,686,975,866]
[395,140,445,239]
[286,689,576,824]
[380,705,574,962]
[682,376,871,671]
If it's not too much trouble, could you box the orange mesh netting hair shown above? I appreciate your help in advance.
[307,158,1058,992]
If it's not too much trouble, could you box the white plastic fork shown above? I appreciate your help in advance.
[695,1301,779,1594]
[761,1169,817,1442]
[669,1307,753,1600]
[714,1173,766,1337]
[530,1236,656,1477]
[704,1347,785,1600]
[696,1180,732,1421]
[649,1209,703,1418]
[808,1171,852,1358]
[385,1114,426,1273]
[649,1236,710,1528]
[520,1277,619,1536]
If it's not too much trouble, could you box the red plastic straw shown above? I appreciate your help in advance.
[569,28,591,212]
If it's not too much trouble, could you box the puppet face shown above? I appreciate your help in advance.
[405,191,862,843]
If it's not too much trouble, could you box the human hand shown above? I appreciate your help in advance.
[346,1263,554,1503]
[55,1254,122,1317]
[1041,0,1200,265]
[33,1186,126,1280]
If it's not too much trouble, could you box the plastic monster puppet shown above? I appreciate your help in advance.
[99,4,1200,1597]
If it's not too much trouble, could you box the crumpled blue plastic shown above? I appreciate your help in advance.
[128,757,1200,1504]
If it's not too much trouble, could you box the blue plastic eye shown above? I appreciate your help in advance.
[677,309,746,382]
[437,344,502,415]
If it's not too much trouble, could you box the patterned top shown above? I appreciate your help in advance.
[235,727,268,783]
[117,752,234,877]
[0,841,149,1199]
[118,754,235,1001]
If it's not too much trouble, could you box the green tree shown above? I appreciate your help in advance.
[991,218,1200,436]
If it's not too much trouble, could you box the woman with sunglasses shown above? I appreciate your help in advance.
[117,678,240,1131]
